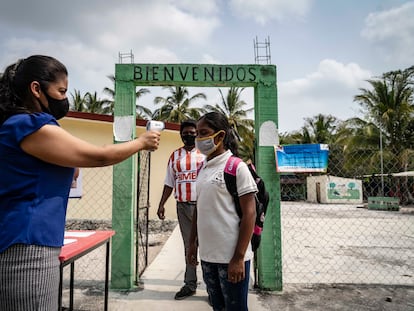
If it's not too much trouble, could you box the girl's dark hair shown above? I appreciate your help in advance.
[0,55,67,125]
[198,111,239,156]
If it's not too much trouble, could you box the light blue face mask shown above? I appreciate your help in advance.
[195,131,224,156]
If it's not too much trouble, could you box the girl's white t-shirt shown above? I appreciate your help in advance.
[196,150,258,263]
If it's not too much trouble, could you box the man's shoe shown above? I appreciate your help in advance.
[174,286,196,300]
[207,294,213,306]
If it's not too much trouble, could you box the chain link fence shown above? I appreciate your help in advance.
[60,151,151,309]
[136,151,151,278]
[59,141,414,308]
[280,145,414,285]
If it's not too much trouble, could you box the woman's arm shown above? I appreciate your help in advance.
[21,124,160,167]
[228,192,256,283]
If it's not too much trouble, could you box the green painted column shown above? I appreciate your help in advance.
[254,65,283,290]
[111,76,137,289]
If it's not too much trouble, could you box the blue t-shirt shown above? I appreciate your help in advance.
[0,113,74,253]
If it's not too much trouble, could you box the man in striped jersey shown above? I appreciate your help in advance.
[157,120,205,300]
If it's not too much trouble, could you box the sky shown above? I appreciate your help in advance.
[0,0,413,133]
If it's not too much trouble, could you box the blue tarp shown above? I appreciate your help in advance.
[275,144,329,173]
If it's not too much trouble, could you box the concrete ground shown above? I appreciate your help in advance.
[107,225,267,310]
[61,203,414,310]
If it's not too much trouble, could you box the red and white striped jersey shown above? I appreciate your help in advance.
[164,147,205,202]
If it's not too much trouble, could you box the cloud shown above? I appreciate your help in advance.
[174,0,219,15]
[201,54,222,64]
[0,1,221,98]
[361,2,414,67]
[229,0,312,24]
[0,1,220,51]
[278,59,372,132]
[90,3,220,50]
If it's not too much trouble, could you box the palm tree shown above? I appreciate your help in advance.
[302,114,338,143]
[280,114,341,175]
[204,87,254,160]
[335,117,386,176]
[69,90,88,112]
[69,90,113,114]
[350,66,414,201]
[354,66,414,172]
[82,92,112,114]
[281,114,338,144]
[153,86,206,122]
[104,75,152,119]
[205,87,254,139]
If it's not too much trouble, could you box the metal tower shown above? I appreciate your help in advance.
[118,50,134,64]
[254,36,271,64]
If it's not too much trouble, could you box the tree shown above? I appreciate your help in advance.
[103,75,153,119]
[280,114,342,175]
[204,87,254,161]
[280,114,339,145]
[349,66,414,202]
[83,92,112,114]
[69,90,87,112]
[335,117,386,176]
[69,90,111,114]
[354,66,414,172]
[153,86,206,122]
[303,114,338,143]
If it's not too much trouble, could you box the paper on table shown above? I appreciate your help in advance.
[64,238,77,245]
[64,231,96,238]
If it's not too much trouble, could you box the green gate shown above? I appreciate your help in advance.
[111,64,281,291]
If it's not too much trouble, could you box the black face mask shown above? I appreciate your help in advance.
[181,134,196,147]
[41,91,69,120]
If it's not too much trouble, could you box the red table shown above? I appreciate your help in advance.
[59,230,115,311]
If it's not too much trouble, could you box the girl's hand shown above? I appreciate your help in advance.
[228,257,245,283]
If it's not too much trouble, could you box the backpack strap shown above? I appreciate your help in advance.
[224,155,242,176]
[224,156,243,218]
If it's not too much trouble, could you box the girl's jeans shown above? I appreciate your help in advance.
[201,260,250,311]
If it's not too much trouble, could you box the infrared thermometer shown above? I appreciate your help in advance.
[146,120,165,132]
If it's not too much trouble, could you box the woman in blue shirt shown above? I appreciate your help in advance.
[0,55,160,311]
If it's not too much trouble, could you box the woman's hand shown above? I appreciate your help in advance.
[137,130,160,151]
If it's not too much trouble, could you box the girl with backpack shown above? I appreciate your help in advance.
[187,112,257,311]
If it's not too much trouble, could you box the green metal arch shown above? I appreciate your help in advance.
[111,63,281,291]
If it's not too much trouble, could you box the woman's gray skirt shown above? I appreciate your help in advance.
[0,244,61,311]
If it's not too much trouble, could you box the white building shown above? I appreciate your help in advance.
[307,175,363,204]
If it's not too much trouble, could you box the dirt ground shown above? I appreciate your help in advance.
[147,219,178,264]
[258,284,414,311]
[63,218,414,311]
[134,220,414,311]
[146,220,414,311]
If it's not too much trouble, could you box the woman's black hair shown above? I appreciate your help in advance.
[198,111,239,156]
[0,55,67,125]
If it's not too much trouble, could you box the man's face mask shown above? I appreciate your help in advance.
[181,134,196,147]
[41,89,69,120]
[195,130,224,156]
